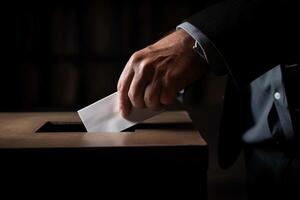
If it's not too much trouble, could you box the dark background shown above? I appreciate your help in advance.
[0,0,218,111]
[0,1,246,199]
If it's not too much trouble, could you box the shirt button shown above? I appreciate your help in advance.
[274,92,281,100]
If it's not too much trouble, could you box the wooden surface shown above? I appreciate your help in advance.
[0,111,208,199]
[0,111,206,148]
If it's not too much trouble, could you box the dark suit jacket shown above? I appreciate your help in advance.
[187,0,299,169]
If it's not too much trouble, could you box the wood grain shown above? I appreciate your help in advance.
[0,111,206,149]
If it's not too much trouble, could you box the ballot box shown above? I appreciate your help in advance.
[0,111,208,199]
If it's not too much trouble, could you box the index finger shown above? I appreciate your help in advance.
[117,62,134,117]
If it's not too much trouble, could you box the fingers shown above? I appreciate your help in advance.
[117,62,134,117]
[144,69,164,110]
[160,74,179,106]
[118,42,186,115]
[118,51,155,116]
[128,59,154,109]
[118,74,133,117]
[160,86,177,106]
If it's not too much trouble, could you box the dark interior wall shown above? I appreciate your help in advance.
[0,0,213,111]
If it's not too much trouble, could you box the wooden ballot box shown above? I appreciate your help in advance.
[0,111,208,198]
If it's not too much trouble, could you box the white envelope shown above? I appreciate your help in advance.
[77,92,163,132]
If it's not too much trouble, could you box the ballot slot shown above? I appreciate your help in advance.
[35,121,137,133]
[35,121,193,133]
[36,121,87,133]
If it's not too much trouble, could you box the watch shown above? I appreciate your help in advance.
[192,40,207,61]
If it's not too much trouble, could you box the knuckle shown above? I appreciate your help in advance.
[128,89,140,105]
[144,94,153,106]
[128,90,136,102]
[145,92,159,109]
[118,82,126,93]
[131,51,142,62]
[139,59,151,73]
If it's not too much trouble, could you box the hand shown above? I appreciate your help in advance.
[117,29,208,117]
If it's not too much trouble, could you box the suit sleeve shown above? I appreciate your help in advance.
[187,0,298,86]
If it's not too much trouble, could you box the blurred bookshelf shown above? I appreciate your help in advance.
[0,0,212,111]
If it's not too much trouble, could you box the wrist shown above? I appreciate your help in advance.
[176,29,206,60]
[176,28,195,47]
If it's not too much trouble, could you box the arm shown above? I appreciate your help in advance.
[117,0,297,116]
[117,29,208,116]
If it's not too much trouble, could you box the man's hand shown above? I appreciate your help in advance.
[117,29,208,117]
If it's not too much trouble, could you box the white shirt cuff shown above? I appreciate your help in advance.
[177,22,228,75]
